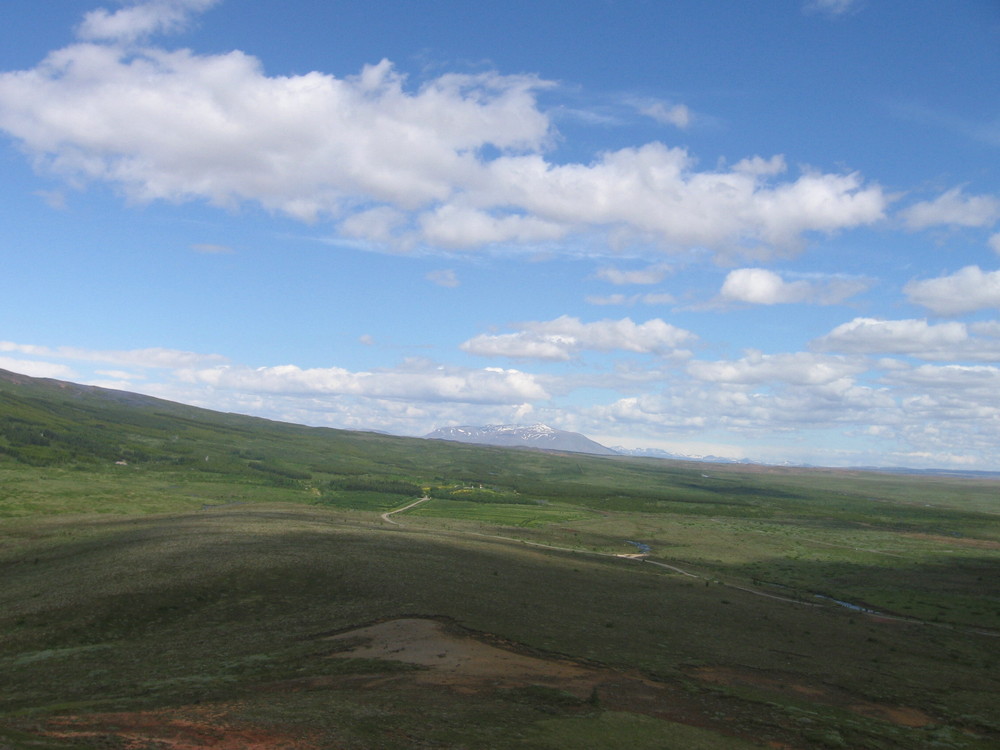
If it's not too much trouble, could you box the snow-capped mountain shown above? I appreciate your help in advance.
[424,424,618,456]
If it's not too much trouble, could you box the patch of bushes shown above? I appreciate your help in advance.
[431,486,535,505]
[325,474,421,496]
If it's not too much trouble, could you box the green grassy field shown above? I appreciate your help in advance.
[1,369,999,749]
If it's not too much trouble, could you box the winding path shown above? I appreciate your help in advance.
[381,496,430,525]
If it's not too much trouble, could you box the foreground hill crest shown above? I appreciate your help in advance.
[424,423,618,455]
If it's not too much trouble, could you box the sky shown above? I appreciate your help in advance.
[1,0,999,470]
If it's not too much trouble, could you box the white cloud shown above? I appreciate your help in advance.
[594,264,670,285]
[461,315,696,360]
[901,188,1000,230]
[96,369,143,380]
[719,268,868,305]
[0,357,77,380]
[0,32,887,259]
[425,269,460,288]
[339,206,409,244]
[0,341,227,369]
[884,365,1000,423]
[687,351,865,386]
[77,0,220,43]
[904,266,1000,315]
[971,320,1000,338]
[584,375,894,440]
[720,268,810,304]
[586,292,676,306]
[480,149,885,255]
[418,205,567,248]
[178,360,547,404]
[889,363,1000,391]
[0,49,551,217]
[812,316,1000,361]
[637,100,691,129]
[732,155,787,176]
[990,233,1000,255]
[813,317,965,357]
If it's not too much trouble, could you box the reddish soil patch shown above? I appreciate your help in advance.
[42,703,318,750]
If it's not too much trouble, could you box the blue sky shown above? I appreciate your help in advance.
[2,0,999,469]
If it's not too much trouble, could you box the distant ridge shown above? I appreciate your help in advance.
[424,424,618,456]
[612,446,763,465]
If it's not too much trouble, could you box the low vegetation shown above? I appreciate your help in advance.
[1,369,998,748]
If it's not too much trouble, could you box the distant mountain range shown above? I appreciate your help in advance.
[424,424,618,456]
[611,446,755,463]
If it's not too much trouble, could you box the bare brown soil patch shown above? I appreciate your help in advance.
[692,665,933,728]
[326,617,609,696]
[41,703,317,750]
[322,618,814,743]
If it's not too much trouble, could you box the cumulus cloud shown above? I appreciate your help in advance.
[477,148,885,254]
[178,360,547,404]
[461,315,696,360]
[904,266,1000,315]
[720,268,809,304]
[0,23,887,259]
[77,0,220,43]
[718,268,868,305]
[901,187,1000,230]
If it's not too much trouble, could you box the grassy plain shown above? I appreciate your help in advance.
[1,369,999,748]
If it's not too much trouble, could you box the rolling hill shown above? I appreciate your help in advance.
[1,368,999,749]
